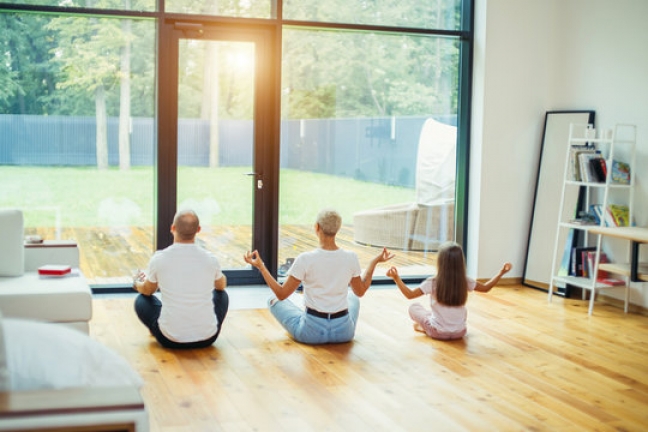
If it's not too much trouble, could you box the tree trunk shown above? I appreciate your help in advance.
[118,16,132,170]
[95,85,109,170]
[205,42,220,168]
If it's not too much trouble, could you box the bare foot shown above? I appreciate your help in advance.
[413,323,426,333]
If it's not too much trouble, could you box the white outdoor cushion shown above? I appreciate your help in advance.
[0,271,92,324]
[0,209,25,277]
[2,317,143,391]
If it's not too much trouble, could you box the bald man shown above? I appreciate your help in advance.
[133,209,228,349]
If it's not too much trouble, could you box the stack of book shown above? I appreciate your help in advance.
[568,145,606,182]
[589,204,630,227]
[564,248,624,286]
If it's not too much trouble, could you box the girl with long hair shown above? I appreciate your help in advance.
[386,241,511,340]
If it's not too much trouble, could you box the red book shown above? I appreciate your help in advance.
[38,265,72,276]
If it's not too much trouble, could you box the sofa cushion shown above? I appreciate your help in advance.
[2,318,143,391]
[0,209,25,277]
[0,271,92,324]
[0,312,8,391]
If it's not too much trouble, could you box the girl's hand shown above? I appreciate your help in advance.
[386,266,399,279]
[501,262,512,274]
[243,250,264,269]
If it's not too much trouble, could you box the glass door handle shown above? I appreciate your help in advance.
[245,172,263,189]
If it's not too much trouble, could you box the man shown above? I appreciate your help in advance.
[133,209,228,349]
[244,208,393,344]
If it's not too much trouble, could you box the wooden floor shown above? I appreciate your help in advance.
[27,225,437,285]
[90,286,648,432]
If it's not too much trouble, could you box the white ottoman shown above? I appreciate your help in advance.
[0,270,92,333]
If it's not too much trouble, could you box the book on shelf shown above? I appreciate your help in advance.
[589,204,629,227]
[607,204,630,227]
[587,156,607,182]
[611,160,630,184]
[597,277,625,286]
[589,204,603,225]
[558,229,575,277]
[571,246,596,277]
[568,145,595,181]
[591,251,610,279]
[578,152,602,183]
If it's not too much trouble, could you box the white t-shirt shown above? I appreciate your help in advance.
[147,243,223,342]
[419,276,476,333]
[288,248,361,313]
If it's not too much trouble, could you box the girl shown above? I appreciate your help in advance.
[386,241,511,340]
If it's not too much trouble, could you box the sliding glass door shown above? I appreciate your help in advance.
[156,21,280,284]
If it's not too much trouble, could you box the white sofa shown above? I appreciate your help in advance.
[0,209,92,333]
[0,314,148,431]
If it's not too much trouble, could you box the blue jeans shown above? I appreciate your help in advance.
[134,290,229,349]
[269,291,360,344]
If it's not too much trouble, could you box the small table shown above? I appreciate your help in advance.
[588,226,648,282]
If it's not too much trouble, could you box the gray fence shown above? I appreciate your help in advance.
[0,115,456,188]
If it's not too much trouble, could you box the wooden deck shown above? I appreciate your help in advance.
[25,225,437,286]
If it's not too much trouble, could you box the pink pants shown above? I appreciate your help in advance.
[408,303,466,340]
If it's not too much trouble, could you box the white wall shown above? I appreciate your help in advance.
[469,0,553,278]
[471,0,648,307]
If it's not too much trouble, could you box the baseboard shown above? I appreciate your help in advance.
[476,277,521,286]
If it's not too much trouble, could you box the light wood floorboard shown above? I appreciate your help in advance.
[90,286,648,431]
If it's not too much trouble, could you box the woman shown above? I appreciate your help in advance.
[244,208,393,344]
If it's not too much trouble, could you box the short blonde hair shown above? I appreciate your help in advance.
[173,209,200,241]
[316,208,342,236]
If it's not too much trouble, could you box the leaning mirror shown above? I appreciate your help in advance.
[522,110,595,292]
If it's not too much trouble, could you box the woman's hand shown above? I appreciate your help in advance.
[243,250,264,269]
[376,247,395,264]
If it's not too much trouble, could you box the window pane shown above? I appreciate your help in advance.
[0,12,156,285]
[279,29,459,278]
[165,0,271,18]
[283,0,462,30]
[176,40,256,271]
[0,0,155,12]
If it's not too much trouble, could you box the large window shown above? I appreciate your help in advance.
[0,1,472,287]
[283,0,462,30]
[279,29,459,278]
[0,12,156,285]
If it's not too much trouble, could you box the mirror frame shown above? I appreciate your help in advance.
[522,110,595,293]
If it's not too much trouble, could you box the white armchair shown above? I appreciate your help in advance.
[353,118,456,252]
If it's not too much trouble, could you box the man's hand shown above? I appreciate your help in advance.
[132,270,145,291]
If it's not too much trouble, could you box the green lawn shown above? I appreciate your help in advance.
[1,166,415,226]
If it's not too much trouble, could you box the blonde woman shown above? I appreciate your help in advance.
[244,208,393,344]
[386,241,511,340]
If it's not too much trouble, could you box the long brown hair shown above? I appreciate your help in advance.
[435,242,468,306]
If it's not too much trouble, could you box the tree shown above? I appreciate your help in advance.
[119,13,132,170]
[0,14,59,115]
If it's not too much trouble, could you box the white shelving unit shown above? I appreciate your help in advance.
[548,123,636,315]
